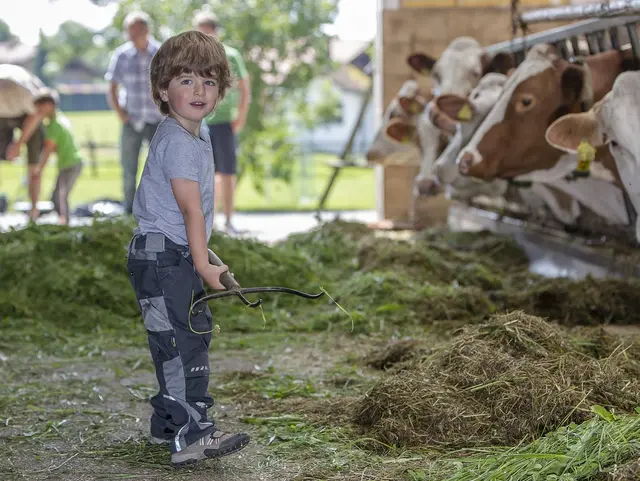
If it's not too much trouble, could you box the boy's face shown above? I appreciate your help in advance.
[160,72,219,133]
[35,101,55,117]
[196,23,217,37]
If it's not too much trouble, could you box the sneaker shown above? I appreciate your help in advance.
[171,429,250,467]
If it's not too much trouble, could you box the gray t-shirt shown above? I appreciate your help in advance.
[133,117,214,246]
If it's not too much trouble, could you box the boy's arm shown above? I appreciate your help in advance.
[36,139,57,173]
[171,178,228,290]
[170,178,209,272]
[6,111,46,160]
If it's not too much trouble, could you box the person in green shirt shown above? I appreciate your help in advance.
[194,10,252,235]
[33,88,84,225]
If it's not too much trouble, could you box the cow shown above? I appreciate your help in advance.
[385,72,510,200]
[455,45,630,181]
[545,71,640,242]
[455,45,634,225]
[406,37,515,194]
[365,79,431,164]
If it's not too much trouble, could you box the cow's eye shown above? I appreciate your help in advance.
[515,94,536,112]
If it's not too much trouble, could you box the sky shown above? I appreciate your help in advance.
[3,0,378,46]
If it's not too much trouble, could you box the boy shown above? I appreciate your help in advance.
[32,88,83,225]
[125,30,250,467]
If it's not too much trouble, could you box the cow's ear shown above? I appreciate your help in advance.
[545,110,602,153]
[482,52,515,76]
[407,53,436,76]
[436,94,475,122]
[385,118,417,144]
[398,95,426,115]
[558,61,585,104]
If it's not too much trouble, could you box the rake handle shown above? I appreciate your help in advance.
[207,249,241,290]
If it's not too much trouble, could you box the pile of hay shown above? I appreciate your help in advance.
[500,276,640,325]
[363,339,428,370]
[5,217,640,346]
[352,311,640,449]
[0,218,322,346]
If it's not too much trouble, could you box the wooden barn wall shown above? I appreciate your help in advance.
[381,6,570,110]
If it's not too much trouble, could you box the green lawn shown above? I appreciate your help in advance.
[0,111,376,212]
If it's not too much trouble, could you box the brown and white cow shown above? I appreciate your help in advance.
[455,46,629,181]
[456,45,633,225]
[365,79,431,163]
[406,37,515,193]
[546,71,640,241]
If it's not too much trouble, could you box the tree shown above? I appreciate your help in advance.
[0,20,17,42]
[109,0,340,191]
[40,21,111,80]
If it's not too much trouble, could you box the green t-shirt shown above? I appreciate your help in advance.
[205,44,249,126]
[45,113,83,170]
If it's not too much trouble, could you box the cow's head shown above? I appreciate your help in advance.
[407,37,514,98]
[546,71,640,181]
[366,80,429,163]
[431,73,509,186]
[457,47,594,180]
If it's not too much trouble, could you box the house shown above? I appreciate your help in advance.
[54,57,103,85]
[289,38,375,157]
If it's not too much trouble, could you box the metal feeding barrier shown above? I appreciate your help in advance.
[486,14,640,67]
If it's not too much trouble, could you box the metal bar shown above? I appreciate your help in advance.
[521,0,640,24]
[610,27,622,49]
[486,16,640,55]
[570,36,582,56]
[627,23,640,67]
[585,33,600,54]
[448,203,640,278]
[316,83,373,214]
[596,30,608,51]
[556,40,570,58]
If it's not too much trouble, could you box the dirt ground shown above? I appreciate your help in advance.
[1,326,441,481]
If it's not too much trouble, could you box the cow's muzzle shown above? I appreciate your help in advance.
[458,152,474,176]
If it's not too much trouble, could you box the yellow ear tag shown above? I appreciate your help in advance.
[401,134,413,144]
[409,102,420,114]
[457,103,473,121]
[574,138,595,177]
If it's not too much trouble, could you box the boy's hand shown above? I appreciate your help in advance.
[5,141,21,160]
[200,264,230,290]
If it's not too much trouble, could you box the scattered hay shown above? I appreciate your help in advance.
[500,275,640,325]
[596,457,640,481]
[357,236,509,289]
[416,228,531,272]
[335,271,497,325]
[352,311,640,449]
[278,219,372,265]
[364,339,428,370]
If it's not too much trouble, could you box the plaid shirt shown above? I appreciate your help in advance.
[105,38,164,124]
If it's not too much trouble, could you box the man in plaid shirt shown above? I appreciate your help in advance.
[105,11,164,215]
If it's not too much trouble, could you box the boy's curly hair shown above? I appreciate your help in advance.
[149,30,234,116]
